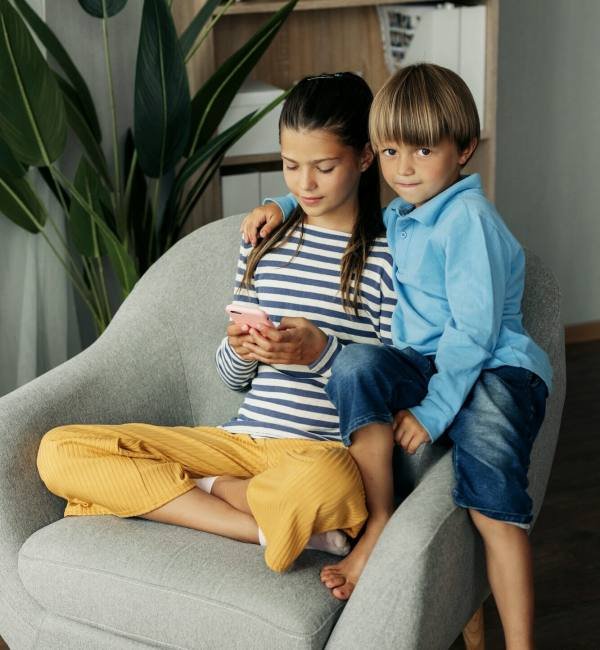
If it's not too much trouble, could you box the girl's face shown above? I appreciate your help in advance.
[280,127,373,232]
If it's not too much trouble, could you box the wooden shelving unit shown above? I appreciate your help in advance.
[225,0,425,15]
[172,0,499,231]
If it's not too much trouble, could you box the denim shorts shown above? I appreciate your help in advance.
[326,344,548,526]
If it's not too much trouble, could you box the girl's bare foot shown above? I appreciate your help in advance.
[320,515,389,600]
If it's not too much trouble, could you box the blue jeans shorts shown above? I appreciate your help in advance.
[326,344,549,527]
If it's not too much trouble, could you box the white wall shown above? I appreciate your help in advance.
[495,0,600,326]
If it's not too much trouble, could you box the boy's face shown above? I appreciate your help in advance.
[377,138,477,207]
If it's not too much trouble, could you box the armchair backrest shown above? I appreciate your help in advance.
[112,214,248,427]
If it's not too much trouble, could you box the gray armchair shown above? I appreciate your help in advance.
[0,214,565,649]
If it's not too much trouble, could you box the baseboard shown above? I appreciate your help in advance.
[565,320,600,344]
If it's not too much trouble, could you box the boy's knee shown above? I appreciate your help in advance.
[330,344,388,384]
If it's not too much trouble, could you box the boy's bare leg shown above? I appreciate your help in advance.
[320,423,395,600]
[469,510,535,650]
[142,486,259,544]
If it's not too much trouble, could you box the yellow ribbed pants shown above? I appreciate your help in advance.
[37,424,367,572]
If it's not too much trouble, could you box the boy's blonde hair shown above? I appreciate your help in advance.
[369,63,480,154]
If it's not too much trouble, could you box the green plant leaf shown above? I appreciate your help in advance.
[39,166,70,211]
[0,172,47,233]
[68,157,105,257]
[12,0,101,141]
[161,91,287,250]
[124,130,149,273]
[54,74,111,186]
[176,90,288,201]
[187,0,297,157]
[178,0,223,59]
[0,137,26,178]
[134,0,191,178]
[97,224,139,297]
[63,165,139,297]
[78,0,128,18]
[0,0,67,166]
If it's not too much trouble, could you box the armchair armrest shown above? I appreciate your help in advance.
[0,307,194,541]
[326,451,488,650]
[0,304,195,647]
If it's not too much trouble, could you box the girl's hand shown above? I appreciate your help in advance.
[393,410,431,454]
[240,204,284,246]
[242,317,328,365]
[227,322,255,360]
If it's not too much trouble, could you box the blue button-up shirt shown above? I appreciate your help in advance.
[266,173,553,441]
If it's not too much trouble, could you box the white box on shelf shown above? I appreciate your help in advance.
[222,172,260,219]
[377,4,486,128]
[218,80,284,157]
[459,5,486,129]
[402,5,460,71]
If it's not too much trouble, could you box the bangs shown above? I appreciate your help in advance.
[369,64,480,151]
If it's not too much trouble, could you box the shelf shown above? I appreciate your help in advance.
[222,152,281,167]
[223,0,434,16]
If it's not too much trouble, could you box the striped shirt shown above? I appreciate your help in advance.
[215,223,397,442]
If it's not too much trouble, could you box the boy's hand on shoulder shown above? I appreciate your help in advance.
[240,203,284,246]
[393,410,430,454]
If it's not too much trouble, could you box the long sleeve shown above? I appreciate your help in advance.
[266,194,391,228]
[307,334,344,377]
[214,240,259,391]
[371,249,397,347]
[409,208,512,441]
[263,193,297,219]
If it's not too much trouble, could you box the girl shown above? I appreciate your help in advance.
[37,72,397,576]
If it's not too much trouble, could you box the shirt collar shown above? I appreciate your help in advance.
[386,173,482,226]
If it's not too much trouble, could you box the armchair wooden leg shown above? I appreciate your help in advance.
[462,605,485,650]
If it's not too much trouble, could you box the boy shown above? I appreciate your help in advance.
[241,64,552,650]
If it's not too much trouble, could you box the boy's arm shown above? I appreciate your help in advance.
[408,210,511,442]
[265,194,390,223]
[244,195,392,245]
[215,240,259,391]
[264,192,297,219]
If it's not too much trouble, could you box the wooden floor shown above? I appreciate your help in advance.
[1,342,599,649]
[451,340,600,649]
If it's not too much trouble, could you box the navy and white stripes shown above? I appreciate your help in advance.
[216,223,397,442]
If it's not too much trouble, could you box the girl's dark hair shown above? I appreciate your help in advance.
[241,72,383,316]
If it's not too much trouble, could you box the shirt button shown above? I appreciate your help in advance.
[400,231,408,239]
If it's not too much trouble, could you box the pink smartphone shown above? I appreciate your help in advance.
[225,304,274,329]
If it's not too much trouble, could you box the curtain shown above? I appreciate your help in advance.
[0,176,81,396]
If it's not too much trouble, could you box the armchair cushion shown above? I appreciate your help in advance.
[19,516,345,650]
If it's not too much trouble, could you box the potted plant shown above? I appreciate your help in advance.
[0,0,296,335]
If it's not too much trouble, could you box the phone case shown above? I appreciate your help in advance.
[225,304,274,329]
